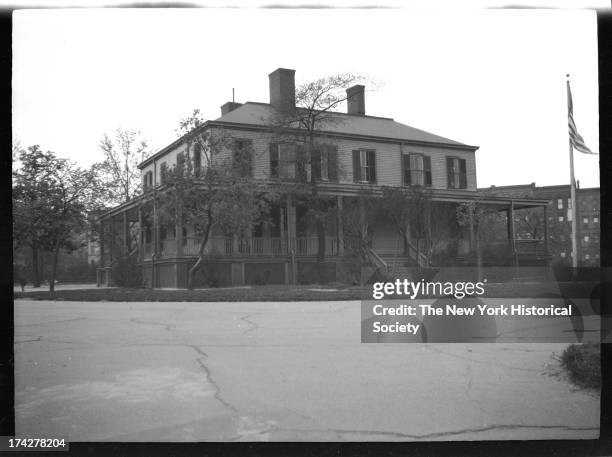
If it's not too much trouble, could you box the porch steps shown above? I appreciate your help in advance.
[379,254,419,280]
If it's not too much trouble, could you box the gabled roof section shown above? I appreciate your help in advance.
[215,102,477,150]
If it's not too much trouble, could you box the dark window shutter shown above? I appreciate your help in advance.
[402,154,411,186]
[310,144,321,181]
[459,159,467,189]
[142,173,147,190]
[270,143,279,177]
[368,150,376,183]
[424,156,432,187]
[352,150,360,182]
[177,152,185,176]
[446,157,454,188]
[296,144,307,182]
[328,146,338,181]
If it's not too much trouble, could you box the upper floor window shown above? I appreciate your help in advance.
[446,157,467,189]
[270,143,296,179]
[193,143,202,177]
[159,162,168,184]
[311,144,338,182]
[557,198,563,210]
[594,216,599,224]
[142,171,153,190]
[176,152,185,176]
[583,216,589,227]
[403,153,432,187]
[233,139,253,177]
[567,198,572,209]
[352,149,376,183]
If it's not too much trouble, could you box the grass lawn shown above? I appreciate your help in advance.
[13,281,600,302]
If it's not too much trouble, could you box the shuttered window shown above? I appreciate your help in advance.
[270,143,296,179]
[233,139,253,177]
[352,149,376,183]
[446,157,467,189]
[311,144,338,182]
[193,143,202,177]
[403,153,432,187]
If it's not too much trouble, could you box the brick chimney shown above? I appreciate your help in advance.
[220,102,242,116]
[269,68,295,113]
[346,85,365,116]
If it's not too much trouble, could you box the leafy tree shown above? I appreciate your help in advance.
[98,128,149,205]
[268,73,368,282]
[156,112,275,289]
[13,146,98,290]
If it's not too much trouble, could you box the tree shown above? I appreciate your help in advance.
[13,146,99,290]
[268,73,368,282]
[340,190,384,285]
[98,128,149,205]
[156,111,275,289]
[13,146,61,287]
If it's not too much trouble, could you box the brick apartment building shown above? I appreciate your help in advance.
[483,183,600,266]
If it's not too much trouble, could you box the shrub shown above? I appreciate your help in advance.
[560,342,600,390]
[111,255,142,287]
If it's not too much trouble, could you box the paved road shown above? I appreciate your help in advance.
[14,300,599,441]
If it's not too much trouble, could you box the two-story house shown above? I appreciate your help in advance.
[96,68,550,288]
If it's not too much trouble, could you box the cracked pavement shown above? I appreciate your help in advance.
[14,299,599,441]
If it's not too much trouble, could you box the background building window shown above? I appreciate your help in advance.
[558,216,564,222]
[594,216,599,224]
[557,199,563,209]
[584,235,589,243]
[560,252,566,258]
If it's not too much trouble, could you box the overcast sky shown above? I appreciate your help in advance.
[13,7,600,188]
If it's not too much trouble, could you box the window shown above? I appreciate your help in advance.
[594,216,599,224]
[311,144,338,182]
[567,198,572,209]
[176,152,185,176]
[403,153,432,187]
[352,149,376,183]
[233,139,253,177]
[270,143,297,179]
[584,235,589,243]
[560,252,566,258]
[142,171,153,190]
[567,210,572,222]
[583,216,589,225]
[557,199,563,210]
[446,157,467,189]
[585,254,590,260]
[193,143,202,176]
[159,162,168,184]
[558,216,564,222]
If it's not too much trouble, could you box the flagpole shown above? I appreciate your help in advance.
[567,74,578,269]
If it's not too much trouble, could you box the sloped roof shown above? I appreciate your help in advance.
[215,102,476,149]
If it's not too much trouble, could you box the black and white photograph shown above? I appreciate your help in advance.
[10,3,603,444]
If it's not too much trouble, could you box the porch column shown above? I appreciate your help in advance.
[279,202,286,254]
[99,218,105,267]
[336,195,344,256]
[137,206,143,263]
[123,210,129,256]
[176,207,184,258]
[507,201,516,266]
[110,216,115,262]
[543,205,549,257]
[287,195,296,253]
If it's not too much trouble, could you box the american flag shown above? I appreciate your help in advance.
[567,81,596,154]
